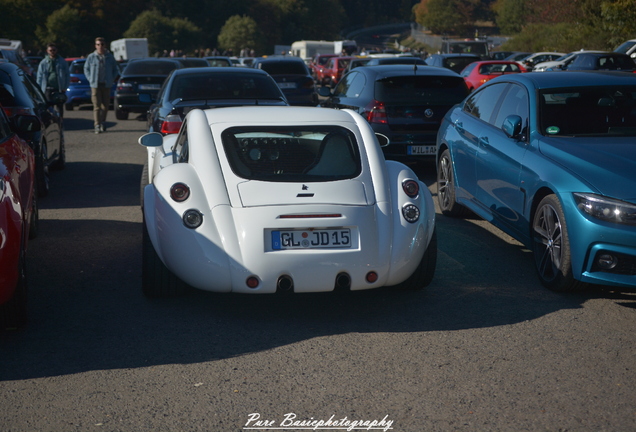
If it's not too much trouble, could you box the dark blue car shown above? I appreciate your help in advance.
[436,71,636,292]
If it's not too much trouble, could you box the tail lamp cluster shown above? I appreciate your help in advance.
[401,179,420,223]
[170,182,202,229]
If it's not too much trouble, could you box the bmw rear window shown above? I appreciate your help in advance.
[124,61,178,75]
[257,61,308,75]
[375,75,467,104]
[221,126,361,182]
[169,73,284,100]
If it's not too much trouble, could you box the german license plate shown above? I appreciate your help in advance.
[277,82,296,89]
[138,84,161,90]
[408,145,436,155]
[272,229,351,250]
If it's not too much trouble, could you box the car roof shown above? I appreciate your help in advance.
[203,105,355,126]
[254,56,305,63]
[355,64,462,78]
[431,53,481,58]
[487,70,636,90]
[168,66,272,77]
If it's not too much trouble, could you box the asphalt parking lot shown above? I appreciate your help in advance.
[1,106,636,432]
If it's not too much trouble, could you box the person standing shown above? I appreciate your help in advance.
[36,43,70,117]
[84,37,119,134]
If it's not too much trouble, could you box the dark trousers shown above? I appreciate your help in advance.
[45,87,65,117]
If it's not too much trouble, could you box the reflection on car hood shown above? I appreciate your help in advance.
[538,136,636,200]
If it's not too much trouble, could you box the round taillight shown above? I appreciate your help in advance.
[402,179,419,198]
[366,271,378,283]
[402,204,420,223]
[170,182,190,202]
[246,276,260,288]
[182,209,203,229]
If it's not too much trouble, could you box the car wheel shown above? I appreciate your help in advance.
[0,245,28,329]
[142,218,189,297]
[28,183,39,240]
[437,149,469,217]
[115,107,129,120]
[36,141,50,197]
[393,228,437,291]
[532,194,585,292]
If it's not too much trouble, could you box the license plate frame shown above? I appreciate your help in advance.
[407,145,436,155]
[271,228,352,250]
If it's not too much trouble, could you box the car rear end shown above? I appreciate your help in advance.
[116,60,180,115]
[363,68,469,160]
[256,60,317,106]
[65,60,91,109]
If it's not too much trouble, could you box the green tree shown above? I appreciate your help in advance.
[34,5,82,56]
[601,0,636,48]
[124,9,202,55]
[417,0,464,35]
[217,15,264,56]
[492,0,527,35]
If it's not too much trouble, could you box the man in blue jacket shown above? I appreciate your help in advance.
[36,43,70,117]
[84,37,120,134]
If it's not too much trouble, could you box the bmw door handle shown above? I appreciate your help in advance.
[478,136,489,148]
[454,120,464,133]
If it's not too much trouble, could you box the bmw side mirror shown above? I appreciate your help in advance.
[375,133,390,147]
[502,115,522,139]
[12,114,42,133]
[138,132,164,148]
[318,87,332,97]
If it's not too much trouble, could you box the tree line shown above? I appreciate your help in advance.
[0,0,417,57]
[2,0,634,59]
[414,0,636,52]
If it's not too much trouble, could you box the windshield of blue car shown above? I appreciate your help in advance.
[169,73,284,100]
[375,76,467,105]
[221,126,361,182]
[540,86,636,136]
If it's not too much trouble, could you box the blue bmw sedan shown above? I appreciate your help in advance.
[436,71,636,292]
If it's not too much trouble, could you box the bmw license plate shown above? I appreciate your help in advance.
[408,145,436,155]
[277,82,296,89]
[272,229,351,250]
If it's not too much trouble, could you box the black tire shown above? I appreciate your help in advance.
[0,245,28,330]
[142,219,189,298]
[437,149,470,217]
[28,183,39,240]
[393,228,438,291]
[115,107,129,120]
[140,160,149,208]
[532,194,585,292]
[35,141,50,197]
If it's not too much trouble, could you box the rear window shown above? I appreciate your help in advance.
[375,75,467,105]
[478,63,522,74]
[540,86,636,136]
[222,126,361,182]
[169,73,283,100]
[124,61,178,75]
[70,62,85,74]
[257,61,308,75]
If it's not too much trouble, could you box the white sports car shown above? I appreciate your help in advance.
[139,106,436,296]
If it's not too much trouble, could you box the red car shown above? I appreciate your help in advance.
[317,56,355,87]
[0,106,40,329]
[459,61,527,91]
[309,53,337,80]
